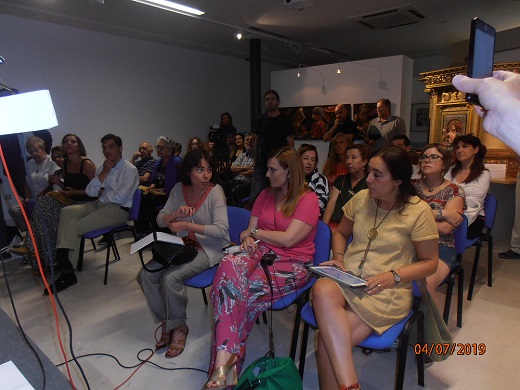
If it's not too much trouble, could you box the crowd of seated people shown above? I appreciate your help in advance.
[4,96,497,389]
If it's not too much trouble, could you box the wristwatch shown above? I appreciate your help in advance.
[390,270,401,284]
[250,227,258,237]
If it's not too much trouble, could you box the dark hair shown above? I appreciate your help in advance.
[298,144,319,163]
[346,144,372,174]
[421,143,452,174]
[51,145,63,155]
[373,146,417,210]
[181,148,217,186]
[101,133,122,148]
[263,89,280,101]
[390,134,411,147]
[62,133,87,157]
[451,134,487,184]
[174,142,182,156]
[378,98,391,112]
[220,112,233,123]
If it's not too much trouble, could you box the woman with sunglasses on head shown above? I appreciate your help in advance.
[444,134,490,239]
[323,144,372,231]
[229,133,245,163]
[204,146,319,389]
[412,143,465,306]
[312,147,438,390]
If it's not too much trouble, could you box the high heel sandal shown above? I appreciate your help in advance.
[340,382,361,390]
[202,354,238,389]
[155,321,173,349]
[165,324,189,358]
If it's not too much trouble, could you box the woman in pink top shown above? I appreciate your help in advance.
[204,146,319,389]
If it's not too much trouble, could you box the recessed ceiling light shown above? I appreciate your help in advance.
[132,0,204,16]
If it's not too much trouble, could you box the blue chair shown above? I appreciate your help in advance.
[443,214,467,328]
[298,282,425,389]
[467,193,498,301]
[270,220,332,360]
[183,206,251,305]
[77,189,142,284]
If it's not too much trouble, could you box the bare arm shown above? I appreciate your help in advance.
[434,196,464,234]
[322,186,339,224]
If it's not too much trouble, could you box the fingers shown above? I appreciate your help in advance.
[452,75,479,94]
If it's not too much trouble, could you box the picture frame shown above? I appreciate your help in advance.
[441,112,468,146]
[410,103,430,133]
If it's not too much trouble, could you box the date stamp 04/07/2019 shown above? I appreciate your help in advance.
[414,343,486,356]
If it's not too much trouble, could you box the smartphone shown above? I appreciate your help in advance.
[465,17,496,105]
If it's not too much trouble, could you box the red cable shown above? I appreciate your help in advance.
[0,143,77,390]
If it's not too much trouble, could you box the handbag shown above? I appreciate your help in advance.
[233,254,303,390]
[140,232,198,273]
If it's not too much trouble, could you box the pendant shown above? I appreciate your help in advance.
[367,228,378,240]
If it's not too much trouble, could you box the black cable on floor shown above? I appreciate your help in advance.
[0,245,47,390]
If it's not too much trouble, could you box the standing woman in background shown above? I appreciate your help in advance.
[445,134,490,239]
[323,133,351,187]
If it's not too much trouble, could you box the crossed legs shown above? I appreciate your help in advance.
[312,278,372,390]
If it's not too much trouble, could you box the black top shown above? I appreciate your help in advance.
[332,118,360,141]
[254,112,294,167]
[64,158,96,201]
[331,173,367,222]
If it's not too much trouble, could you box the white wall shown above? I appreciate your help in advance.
[272,56,414,170]
[0,14,283,166]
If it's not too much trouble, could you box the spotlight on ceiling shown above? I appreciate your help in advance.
[236,32,243,40]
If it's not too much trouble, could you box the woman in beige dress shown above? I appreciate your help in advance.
[311,146,439,390]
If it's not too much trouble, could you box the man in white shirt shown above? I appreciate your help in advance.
[47,134,139,294]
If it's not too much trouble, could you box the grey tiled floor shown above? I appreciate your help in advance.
[1,234,519,389]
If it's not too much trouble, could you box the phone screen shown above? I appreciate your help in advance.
[466,18,496,105]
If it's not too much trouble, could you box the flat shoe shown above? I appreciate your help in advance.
[498,249,520,259]
[44,272,78,295]
[165,325,189,358]
[9,246,30,256]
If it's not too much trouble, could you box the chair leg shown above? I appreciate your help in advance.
[104,234,115,285]
[443,271,456,325]
[289,301,303,361]
[77,238,86,272]
[467,243,482,301]
[90,239,97,251]
[487,236,493,287]
[298,322,310,378]
[416,312,425,387]
[457,267,464,328]
[262,311,268,324]
[201,288,208,305]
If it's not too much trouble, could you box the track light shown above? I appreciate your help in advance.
[297,65,301,78]
[236,32,243,40]
[132,0,204,16]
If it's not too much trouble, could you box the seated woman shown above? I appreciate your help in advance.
[222,133,255,206]
[186,137,203,155]
[135,136,182,234]
[412,143,465,307]
[323,144,371,230]
[445,134,490,239]
[138,148,229,358]
[298,144,329,217]
[229,133,245,163]
[20,134,96,273]
[204,146,319,389]
[323,133,351,187]
[312,146,439,390]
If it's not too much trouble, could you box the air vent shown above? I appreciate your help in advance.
[350,5,427,30]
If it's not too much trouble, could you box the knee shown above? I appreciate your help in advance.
[312,279,342,308]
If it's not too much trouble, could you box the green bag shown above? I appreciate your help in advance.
[233,356,303,390]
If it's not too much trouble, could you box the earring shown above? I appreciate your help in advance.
[395,186,400,196]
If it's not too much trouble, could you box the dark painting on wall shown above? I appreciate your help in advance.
[282,104,352,140]
[353,103,378,139]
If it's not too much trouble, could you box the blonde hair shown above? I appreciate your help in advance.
[267,146,310,217]
[323,133,351,177]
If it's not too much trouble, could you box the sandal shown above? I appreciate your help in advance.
[155,321,173,350]
[201,354,238,389]
[340,382,361,390]
[165,324,189,358]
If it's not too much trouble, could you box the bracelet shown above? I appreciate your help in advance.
[436,208,443,221]
[333,252,344,257]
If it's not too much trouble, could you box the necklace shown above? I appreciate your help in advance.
[424,178,444,193]
[358,198,398,277]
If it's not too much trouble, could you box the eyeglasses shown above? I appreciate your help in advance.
[420,154,443,163]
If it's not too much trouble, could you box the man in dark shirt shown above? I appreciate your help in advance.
[249,90,294,206]
[131,142,156,185]
[323,104,359,142]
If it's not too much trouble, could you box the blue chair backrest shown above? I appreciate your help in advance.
[313,221,332,266]
[227,206,251,244]
[483,193,498,230]
[128,189,142,221]
[454,214,468,255]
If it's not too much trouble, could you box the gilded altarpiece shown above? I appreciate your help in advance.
[420,62,520,181]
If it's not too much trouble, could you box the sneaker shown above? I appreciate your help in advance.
[498,249,520,259]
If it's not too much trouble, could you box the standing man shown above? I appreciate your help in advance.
[365,98,406,151]
[48,134,139,294]
[499,154,520,259]
[131,142,156,185]
[249,90,294,206]
[323,104,359,143]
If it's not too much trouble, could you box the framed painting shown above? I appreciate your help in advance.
[353,103,377,138]
[441,112,468,146]
[411,103,429,132]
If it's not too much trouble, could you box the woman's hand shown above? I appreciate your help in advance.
[174,206,194,219]
[168,220,188,234]
[240,235,258,256]
[49,174,62,186]
[59,188,75,197]
[441,209,464,228]
[320,259,346,271]
[364,272,395,295]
